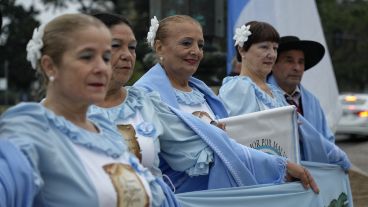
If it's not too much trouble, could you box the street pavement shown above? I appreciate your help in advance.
[336,134,368,174]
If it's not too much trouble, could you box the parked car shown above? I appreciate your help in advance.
[336,93,368,137]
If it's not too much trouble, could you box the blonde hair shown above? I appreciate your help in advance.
[38,13,106,85]
[154,15,202,47]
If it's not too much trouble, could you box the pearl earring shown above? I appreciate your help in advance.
[49,76,55,82]
[159,56,163,62]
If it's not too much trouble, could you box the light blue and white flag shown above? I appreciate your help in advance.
[176,162,353,207]
[227,0,342,132]
[219,105,300,164]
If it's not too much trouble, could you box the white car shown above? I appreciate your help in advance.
[336,93,368,137]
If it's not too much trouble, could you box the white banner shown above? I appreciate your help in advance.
[219,105,300,164]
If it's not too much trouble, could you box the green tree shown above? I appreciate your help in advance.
[317,0,368,92]
[0,0,40,103]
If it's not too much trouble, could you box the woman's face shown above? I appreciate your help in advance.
[109,23,137,89]
[51,25,112,105]
[241,41,278,77]
[157,21,204,79]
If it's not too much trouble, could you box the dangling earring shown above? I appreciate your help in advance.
[49,76,55,82]
[159,56,163,63]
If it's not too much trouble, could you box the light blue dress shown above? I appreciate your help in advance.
[219,75,351,171]
[135,64,288,193]
[89,86,163,177]
[0,139,35,207]
[0,103,170,207]
[89,87,219,192]
[219,76,287,116]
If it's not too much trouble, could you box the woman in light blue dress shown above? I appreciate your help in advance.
[218,21,350,171]
[0,13,176,207]
[87,13,164,178]
[135,15,319,193]
[219,21,286,116]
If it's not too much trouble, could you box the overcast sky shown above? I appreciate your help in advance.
[16,0,79,24]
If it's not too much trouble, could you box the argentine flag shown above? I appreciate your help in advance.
[227,0,342,134]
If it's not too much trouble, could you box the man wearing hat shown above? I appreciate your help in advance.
[268,36,335,143]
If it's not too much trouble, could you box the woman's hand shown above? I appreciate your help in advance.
[286,161,319,194]
[192,111,226,131]
[213,121,226,131]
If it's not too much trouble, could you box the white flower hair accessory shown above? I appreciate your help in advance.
[233,24,252,47]
[147,16,159,48]
[26,24,45,70]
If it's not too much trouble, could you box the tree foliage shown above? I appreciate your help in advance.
[0,0,40,103]
[317,0,368,92]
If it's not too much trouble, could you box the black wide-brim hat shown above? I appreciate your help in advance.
[278,36,325,71]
